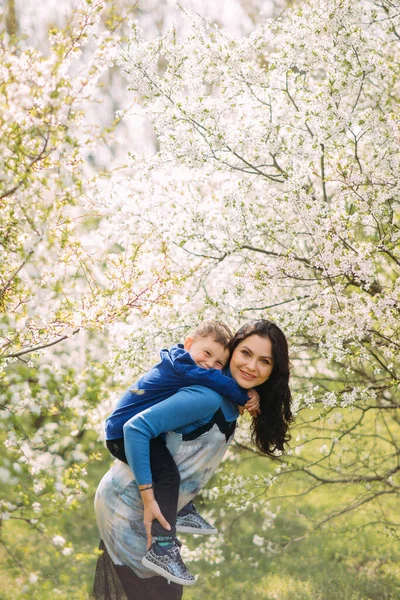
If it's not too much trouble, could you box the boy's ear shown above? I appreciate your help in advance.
[183,337,194,351]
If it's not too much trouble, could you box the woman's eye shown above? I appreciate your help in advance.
[242,350,250,356]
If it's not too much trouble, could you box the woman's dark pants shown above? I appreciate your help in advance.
[93,540,183,600]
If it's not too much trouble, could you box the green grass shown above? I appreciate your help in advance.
[0,446,399,599]
[183,525,400,600]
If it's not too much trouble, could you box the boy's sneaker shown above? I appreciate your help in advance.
[176,506,218,535]
[141,539,196,586]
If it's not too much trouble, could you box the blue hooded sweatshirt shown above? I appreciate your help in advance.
[105,343,249,441]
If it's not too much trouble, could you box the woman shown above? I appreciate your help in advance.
[93,320,293,600]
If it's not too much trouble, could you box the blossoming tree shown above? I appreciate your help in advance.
[0,1,186,593]
[1,0,399,595]
[114,0,400,559]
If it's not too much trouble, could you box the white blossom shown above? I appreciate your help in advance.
[52,535,66,547]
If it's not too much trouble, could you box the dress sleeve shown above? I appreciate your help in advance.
[173,355,249,406]
[123,385,222,486]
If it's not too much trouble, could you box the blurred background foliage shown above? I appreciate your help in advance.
[1,0,399,598]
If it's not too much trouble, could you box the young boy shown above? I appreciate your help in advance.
[105,321,258,585]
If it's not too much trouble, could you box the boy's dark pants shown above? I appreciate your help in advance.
[106,436,193,537]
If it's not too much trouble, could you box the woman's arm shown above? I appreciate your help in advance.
[123,385,222,548]
[123,385,222,486]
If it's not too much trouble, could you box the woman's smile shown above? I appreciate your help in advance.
[239,369,256,380]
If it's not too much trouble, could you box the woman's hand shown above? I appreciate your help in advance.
[139,486,171,549]
[245,389,260,417]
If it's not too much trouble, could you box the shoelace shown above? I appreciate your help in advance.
[165,540,190,571]
[171,552,190,571]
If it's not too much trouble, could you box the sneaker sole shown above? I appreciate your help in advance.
[176,525,218,535]
[141,556,197,586]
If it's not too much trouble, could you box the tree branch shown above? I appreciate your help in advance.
[1,329,80,360]
[0,251,34,301]
[0,133,49,201]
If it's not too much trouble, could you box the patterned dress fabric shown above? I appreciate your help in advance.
[95,424,233,579]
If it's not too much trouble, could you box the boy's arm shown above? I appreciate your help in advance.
[123,385,222,486]
[173,354,249,406]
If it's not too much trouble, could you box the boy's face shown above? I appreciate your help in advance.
[184,336,230,371]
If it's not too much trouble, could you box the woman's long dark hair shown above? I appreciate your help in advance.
[231,320,294,456]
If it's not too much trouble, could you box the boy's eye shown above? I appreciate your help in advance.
[204,351,211,356]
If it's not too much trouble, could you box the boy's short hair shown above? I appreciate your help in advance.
[189,320,233,351]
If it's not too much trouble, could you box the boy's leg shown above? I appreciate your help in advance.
[176,501,218,535]
[177,501,195,517]
[107,436,179,536]
[149,436,180,538]
[142,438,196,585]
[106,437,128,463]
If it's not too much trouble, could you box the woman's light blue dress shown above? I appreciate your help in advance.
[95,387,237,578]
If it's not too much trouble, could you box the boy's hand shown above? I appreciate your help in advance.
[245,389,260,417]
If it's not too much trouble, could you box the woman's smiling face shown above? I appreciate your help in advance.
[230,334,274,389]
